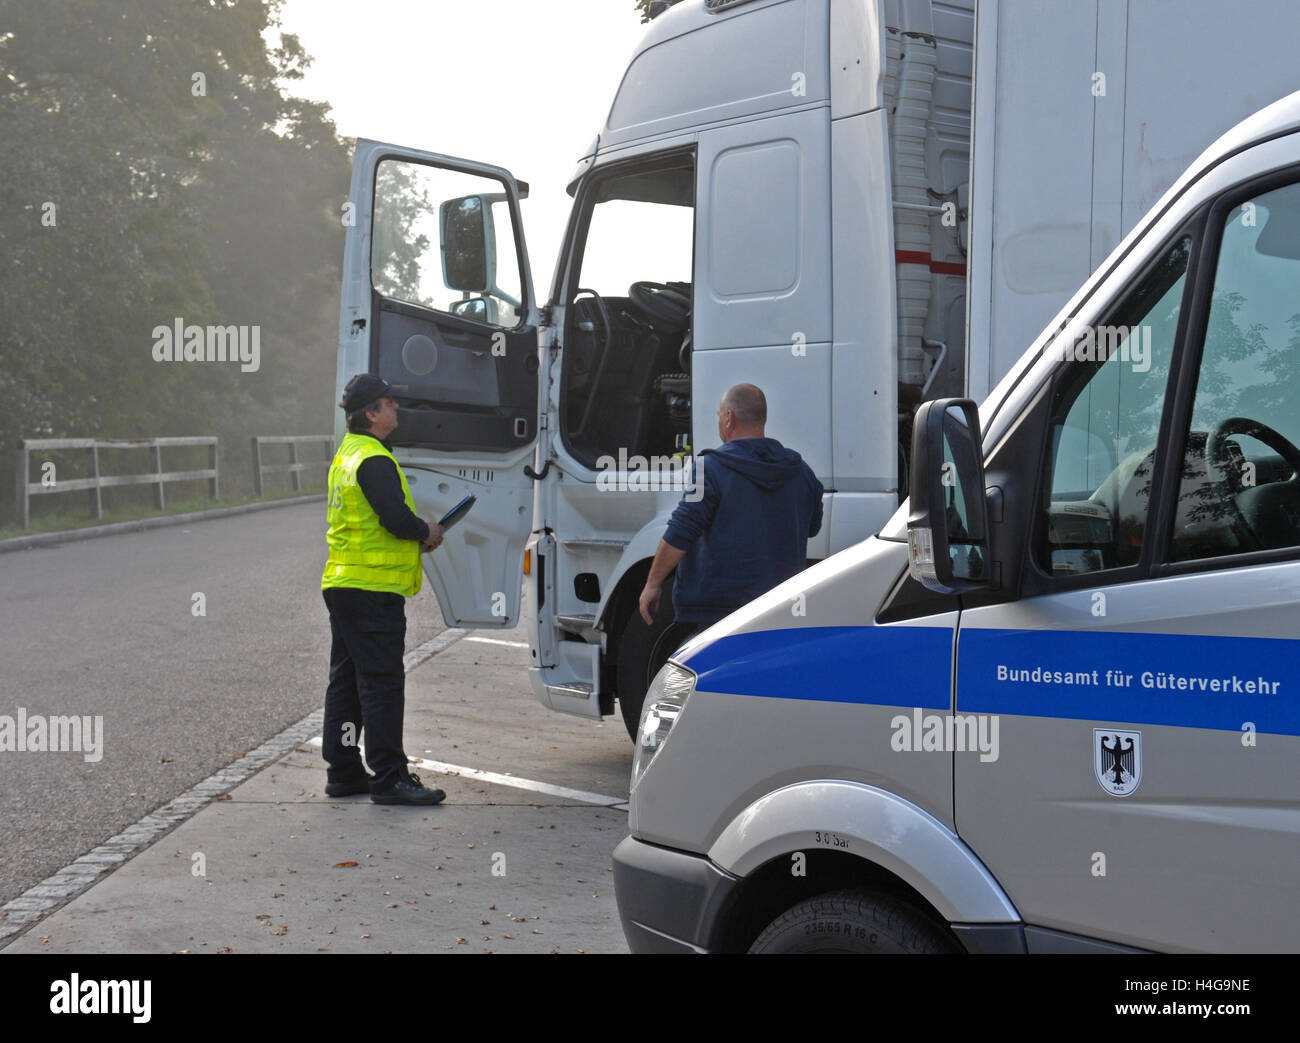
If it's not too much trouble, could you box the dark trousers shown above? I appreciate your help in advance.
[321,587,409,792]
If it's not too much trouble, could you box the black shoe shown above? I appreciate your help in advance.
[371,772,446,806]
[325,773,373,798]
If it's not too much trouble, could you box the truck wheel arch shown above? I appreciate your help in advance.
[594,515,675,640]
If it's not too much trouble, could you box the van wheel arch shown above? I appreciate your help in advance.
[720,849,961,954]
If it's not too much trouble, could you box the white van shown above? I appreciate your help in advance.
[613,90,1300,953]
[336,0,1300,742]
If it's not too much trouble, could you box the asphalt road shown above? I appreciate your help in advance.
[0,501,451,906]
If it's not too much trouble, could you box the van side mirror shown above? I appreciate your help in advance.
[907,398,993,593]
[440,194,498,293]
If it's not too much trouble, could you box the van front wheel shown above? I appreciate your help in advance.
[748,889,958,954]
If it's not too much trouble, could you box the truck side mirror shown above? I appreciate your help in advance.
[449,296,499,325]
[907,398,993,593]
[440,194,498,293]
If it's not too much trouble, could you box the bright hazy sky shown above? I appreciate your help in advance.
[276,0,651,290]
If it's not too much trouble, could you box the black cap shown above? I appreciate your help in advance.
[339,374,393,411]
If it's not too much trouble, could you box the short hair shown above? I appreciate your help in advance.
[346,396,386,433]
[721,383,766,426]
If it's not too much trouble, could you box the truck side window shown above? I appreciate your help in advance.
[1169,180,1300,562]
[563,155,695,468]
[1035,238,1190,576]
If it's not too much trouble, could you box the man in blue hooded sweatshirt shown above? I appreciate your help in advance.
[638,383,823,628]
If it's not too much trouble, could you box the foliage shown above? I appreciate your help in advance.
[0,0,351,516]
[635,0,683,23]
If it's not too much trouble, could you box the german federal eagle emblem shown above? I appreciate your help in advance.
[1094,729,1142,797]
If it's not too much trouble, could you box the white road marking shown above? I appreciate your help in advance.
[304,736,626,808]
[409,756,628,807]
[463,636,530,649]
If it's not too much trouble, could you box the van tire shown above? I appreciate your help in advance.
[615,574,694,740]
[747,889,958,954]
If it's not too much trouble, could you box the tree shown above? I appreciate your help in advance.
[635,0,684,23]
[371,161,435,306]
[0,0,351,516]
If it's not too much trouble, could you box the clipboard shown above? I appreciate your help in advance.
[437,494,476,532]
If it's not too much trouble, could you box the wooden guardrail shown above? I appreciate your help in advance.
[251,435,333,496]
[14,437,218,530]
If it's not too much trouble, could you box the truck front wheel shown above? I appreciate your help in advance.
[748,889,958,954]
[615,574,695,740]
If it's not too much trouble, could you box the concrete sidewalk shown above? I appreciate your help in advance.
[1,631,633,954]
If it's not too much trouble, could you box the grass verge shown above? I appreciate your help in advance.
[0,484,325,542]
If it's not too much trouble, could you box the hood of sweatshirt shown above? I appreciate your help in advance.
[700,437,805,491]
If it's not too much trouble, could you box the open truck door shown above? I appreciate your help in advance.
[337,140,540,626]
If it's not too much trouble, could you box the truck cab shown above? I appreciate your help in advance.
[613,90,1300,953]
[335,0,974,737]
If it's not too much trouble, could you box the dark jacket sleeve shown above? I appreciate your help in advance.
[357,456,431,542]
[808,467,824,539]
[662,456,721,551]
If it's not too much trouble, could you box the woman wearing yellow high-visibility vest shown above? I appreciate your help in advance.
[321,374,446,805]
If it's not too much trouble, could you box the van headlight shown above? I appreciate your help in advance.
[631,662,696,791]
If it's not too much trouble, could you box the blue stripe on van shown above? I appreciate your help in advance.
[958,628,1300,735]
[677,625,953,709]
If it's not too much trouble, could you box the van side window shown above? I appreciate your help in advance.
[1035,238,1190,576]
[1169,181,1300,562]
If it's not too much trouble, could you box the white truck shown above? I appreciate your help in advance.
[335,0,1300,737]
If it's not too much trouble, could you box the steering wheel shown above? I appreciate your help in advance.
[1206,416,1300,549]
[1208,417,1300,483]
[629,281,690,331]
